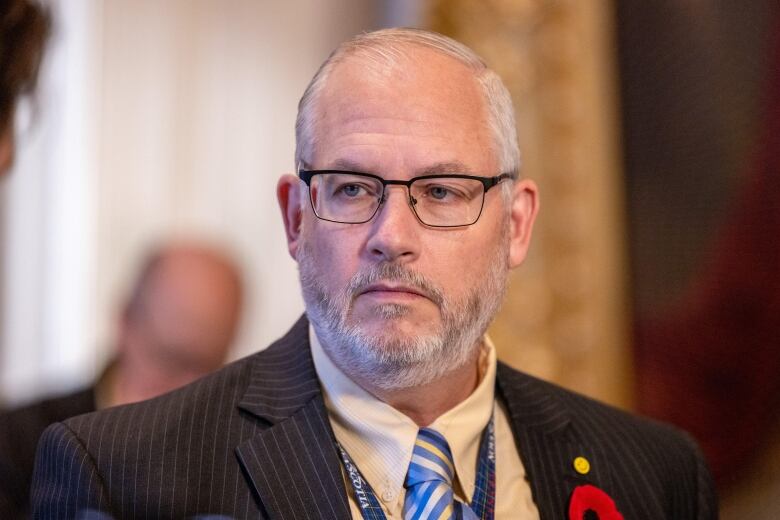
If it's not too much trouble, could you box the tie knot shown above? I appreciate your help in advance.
[405,428,455,488]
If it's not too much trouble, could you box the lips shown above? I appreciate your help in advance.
[358,283,429,300]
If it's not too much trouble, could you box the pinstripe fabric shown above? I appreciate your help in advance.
[30,314,716,519]
[496,363,718,519]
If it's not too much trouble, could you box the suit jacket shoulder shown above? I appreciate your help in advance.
[32,350,256,518]
[31,316,350,520]
[496,362,718,519]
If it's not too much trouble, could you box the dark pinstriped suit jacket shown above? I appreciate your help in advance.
[31,315,717,519]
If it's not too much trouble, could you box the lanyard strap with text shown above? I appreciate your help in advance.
[336,416,496,520]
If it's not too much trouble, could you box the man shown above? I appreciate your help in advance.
[1,243,243,518]
[31,28,717,519]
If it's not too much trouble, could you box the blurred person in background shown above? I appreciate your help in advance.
[0,0,50,514]
[0,0,48,175]
[0,242,244,518]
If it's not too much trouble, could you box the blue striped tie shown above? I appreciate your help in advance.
[403,429,479,520]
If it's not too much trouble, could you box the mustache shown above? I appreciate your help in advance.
[345,263,444,307]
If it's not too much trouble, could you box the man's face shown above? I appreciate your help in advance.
[285,48,537,389]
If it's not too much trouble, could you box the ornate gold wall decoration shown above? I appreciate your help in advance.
[429,0,632,408]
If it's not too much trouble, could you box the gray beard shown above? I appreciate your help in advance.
[297,226,510,392]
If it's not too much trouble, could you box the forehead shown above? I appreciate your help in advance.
[311,46,496,175]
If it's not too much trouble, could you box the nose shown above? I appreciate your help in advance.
[364,185,420,264]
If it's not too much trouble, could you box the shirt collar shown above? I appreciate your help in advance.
[310,325,497,507]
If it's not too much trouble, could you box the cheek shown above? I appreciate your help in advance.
[431,232,504,291]
[305,224,365,288]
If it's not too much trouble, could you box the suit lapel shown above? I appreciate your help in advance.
[235,315,350,520]
[497,363,614,519]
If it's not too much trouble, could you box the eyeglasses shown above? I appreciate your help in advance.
[298,167,515,227]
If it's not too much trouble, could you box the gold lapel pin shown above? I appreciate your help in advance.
[573,456,591,475]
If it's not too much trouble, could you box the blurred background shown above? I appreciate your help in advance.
[1,0,777,517]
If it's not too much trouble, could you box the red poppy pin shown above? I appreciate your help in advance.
[568,484,624,520]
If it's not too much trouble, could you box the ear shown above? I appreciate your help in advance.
[277,173,304,260]
[508,178,539,268]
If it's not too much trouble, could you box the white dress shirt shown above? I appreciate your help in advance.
[310,327,540,519]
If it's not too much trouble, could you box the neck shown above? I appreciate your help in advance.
[358,351,482,427]
[97,351,201,408]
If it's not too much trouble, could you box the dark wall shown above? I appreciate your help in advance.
[617,0,780,490]
[618,0,775,314]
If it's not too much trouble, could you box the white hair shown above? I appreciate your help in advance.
[295,27,521,185]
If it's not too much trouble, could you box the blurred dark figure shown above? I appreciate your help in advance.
[0,0,48,175]
[0,243,244,518]
[0,0,50,516]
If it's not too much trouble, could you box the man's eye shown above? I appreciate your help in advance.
[429,186,450,200]
[335,183,372,198]
[342,184,362,196]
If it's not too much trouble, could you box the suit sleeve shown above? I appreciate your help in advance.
[30,422,113,519]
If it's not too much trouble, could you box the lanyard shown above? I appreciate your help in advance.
[336,417,496,520]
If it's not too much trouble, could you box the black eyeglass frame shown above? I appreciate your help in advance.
[298,168,516,228]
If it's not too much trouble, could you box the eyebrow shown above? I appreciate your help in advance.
[323,159,476,176]
[328,158,368,172]
[418,161,475,175]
